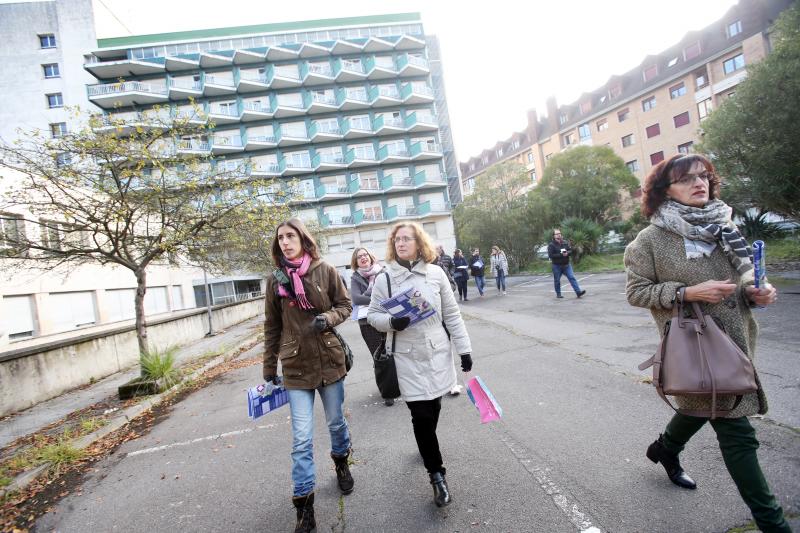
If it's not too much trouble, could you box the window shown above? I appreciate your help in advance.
[422,222,437,238]
[496,147,504,158]
[46,93,63,108]
[580,101,591,114]
[723,54,745,75]
[642,96,656,112]
[55,152,72,167]
[617,108,630,122]
[596,118,608,131]
[643,64,658,82]
[673,111,691,128]
[1,213,25,256]
[645,123,661,138]
[39,34,56,48]
[144,286,169,315]
[529,170,537,184]
[695,71,708,89]
[4,295,37,339]
[578,123,591,141]
[559,113,568,125]
[469,163,475,171]
[609,84,622,98]
[42,63,60,78]
[326,232,355,252]
[562,132,575,147]
[727,20,742,38]
[626,160,640,173]
[49,291,97,331]
[667,57,679,67]
[49,122,67,138]
[669,82,686,99]
[683,41,701,61]
[512,139,520,150]
[621,134,635,147]
[650,151,665,165]
[678,141,694,154]
[526,152,534,163]
[697,98,713,120]
[106,288,136,322]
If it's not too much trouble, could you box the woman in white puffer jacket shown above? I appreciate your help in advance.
[367,221,472,508]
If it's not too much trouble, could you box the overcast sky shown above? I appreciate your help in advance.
[89,0,739,161]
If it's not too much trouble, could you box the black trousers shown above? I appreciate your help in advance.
[455,278,468,299]
[358,321,384,357]
[406,397,444,475]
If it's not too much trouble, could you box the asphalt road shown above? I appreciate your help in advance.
[36,272,799,532]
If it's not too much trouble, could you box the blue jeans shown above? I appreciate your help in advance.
[287,379,351,496]
[474,275,485,295]
[552,263,581,296]
[495,269,506,291]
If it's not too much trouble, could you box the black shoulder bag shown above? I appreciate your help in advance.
[372,272,401,399]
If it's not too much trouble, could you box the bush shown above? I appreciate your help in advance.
[560,217,604,263]
[140,346,182,391]
[739,211,786,240]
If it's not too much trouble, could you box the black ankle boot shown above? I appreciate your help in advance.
[429,471,452,507]
[646,434,697,489]
[331,449,354,494]
[292,492,316,533]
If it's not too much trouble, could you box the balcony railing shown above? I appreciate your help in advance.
[310,121,342,136]
[354,209,384,224]
[212,135,243,148]
[378,144,410,160]
[88,81,167,97]
[339,59,364,74]
[348,178,381,194]
[209,106,239,117]
[380,174,414,190]
[242,101,272,113]
[414,170,445,186]
[308,63,333,76]
[169,78,202,91]
[316,153,345,165]
[204,75,234,87]
[176,139,210,152]
[251,162,280,174]
[345,147,376,163]
[239,72,268,84]
[307,92,337,106]
[374,115,405,130]
[247,135,276,144]
[411,142,442,157]
[316,183,349,197]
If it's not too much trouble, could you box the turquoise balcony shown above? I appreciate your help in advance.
[203,75,236,96]
[320,212,355,228]
[341,117,373,139]
[396,53,429,76]
[364,56,397,80]
[271,94,308,118]
[354,209,385,225]
[240,100,274,121]
[348,178,382,196]
[387,203,421,220]
[377,143,411,164]
[249,160,281,177]
[276,125,310,147]
[301,61,335,86]
[237,70,269,93]
[344,147,376,167]
[304,90,338,114]
[309,120,343,142]
[417,200,450,218]
[312,152,347,171]
[168,77,203,99]
[244,133,277,150]
[279,157,314,175]
[373,114,405,136]
[336,86,371,110]
[207,104,240,125]
[414,170,447,189]
[87,81,168,109]
[266,64,302,89]
[333,58,367,83]
[315,182,349,200]
[211,135,244,154]
[176,138,211,154]
[379,173,414,192]
[199,50,233,68]
[410,141,443,160]
[401,83,435,105]
[404,111,439,133]
[369,84,401,108]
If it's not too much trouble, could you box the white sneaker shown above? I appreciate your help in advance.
[449,384,463,396]
[503,291,507,295]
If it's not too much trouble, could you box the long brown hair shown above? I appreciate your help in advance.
[641,154,721,218]
[270,218,320,266]
[350,247,377,271]
[385,221,437,263]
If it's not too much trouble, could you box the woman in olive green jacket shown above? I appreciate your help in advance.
[624,154,789,533]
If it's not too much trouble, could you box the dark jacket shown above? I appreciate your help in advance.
[548,239,573,265]
[350,268,384,323]
[263,259,352,390]
[453,256,469,280]
[469,254,486,277]
[433,254,456,290]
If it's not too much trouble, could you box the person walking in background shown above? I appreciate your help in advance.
[349,247,395,406]
[490,245,508,295]
[547,229,586,299]
[434,244,456,292]
[452,248,470,301]
[367,222,473,508]
[469,248,486,297]
[624,154,789,532]
[262,218,354,533]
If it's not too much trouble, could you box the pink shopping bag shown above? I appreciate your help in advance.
[465,375,503,424]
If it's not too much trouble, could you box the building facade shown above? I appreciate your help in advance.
[83,13,458,272]
[460,0,792,193]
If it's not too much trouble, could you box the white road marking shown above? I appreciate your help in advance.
[126,421,286,457]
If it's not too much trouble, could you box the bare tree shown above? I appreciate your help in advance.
[0,106,280,363]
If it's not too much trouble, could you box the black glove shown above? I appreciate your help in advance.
[263,374,282,385]
[390,316,411,331]
[312,314,328,332]
[459,353,473,372]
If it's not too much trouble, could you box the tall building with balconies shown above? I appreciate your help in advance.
[84,13,459,270]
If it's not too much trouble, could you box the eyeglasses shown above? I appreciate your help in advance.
[671,172,711,186]
[393,236,416,244]
[356,253,370,259]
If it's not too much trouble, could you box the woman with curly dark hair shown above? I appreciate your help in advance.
[624,154,789,532]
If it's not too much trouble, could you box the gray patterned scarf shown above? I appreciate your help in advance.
[651,199,753,275]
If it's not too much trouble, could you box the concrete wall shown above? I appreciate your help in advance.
[0,297,263,417]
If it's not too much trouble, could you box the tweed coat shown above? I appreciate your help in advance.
[367,260,471,402]
[624,224,766,417]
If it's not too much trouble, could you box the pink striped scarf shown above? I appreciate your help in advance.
[278,253,314,310]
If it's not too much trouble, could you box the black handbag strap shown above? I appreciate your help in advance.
[383,272,396,353]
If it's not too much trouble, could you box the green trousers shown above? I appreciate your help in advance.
[663,413,791,533]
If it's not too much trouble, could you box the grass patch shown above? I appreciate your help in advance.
[35,439,85,476]
[0,471,11,488]
[764,236,800,263]
[574,253,625,272]
[140,346,182,392]
[79,417,106,434]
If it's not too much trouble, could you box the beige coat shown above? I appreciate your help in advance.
[624,225,766,417]
[367,260,472,402]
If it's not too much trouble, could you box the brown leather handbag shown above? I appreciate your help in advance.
[638,288,758,419]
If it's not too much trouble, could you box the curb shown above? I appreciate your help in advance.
[1,333,262,498]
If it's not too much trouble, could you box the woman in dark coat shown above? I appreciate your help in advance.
[624,154,789,532]
[452,248,470,301]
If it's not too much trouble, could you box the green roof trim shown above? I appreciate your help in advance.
[96,13,422,50]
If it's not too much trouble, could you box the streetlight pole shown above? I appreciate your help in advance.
[202,266,215,336]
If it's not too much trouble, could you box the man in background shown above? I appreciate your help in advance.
[547,229,586,299]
